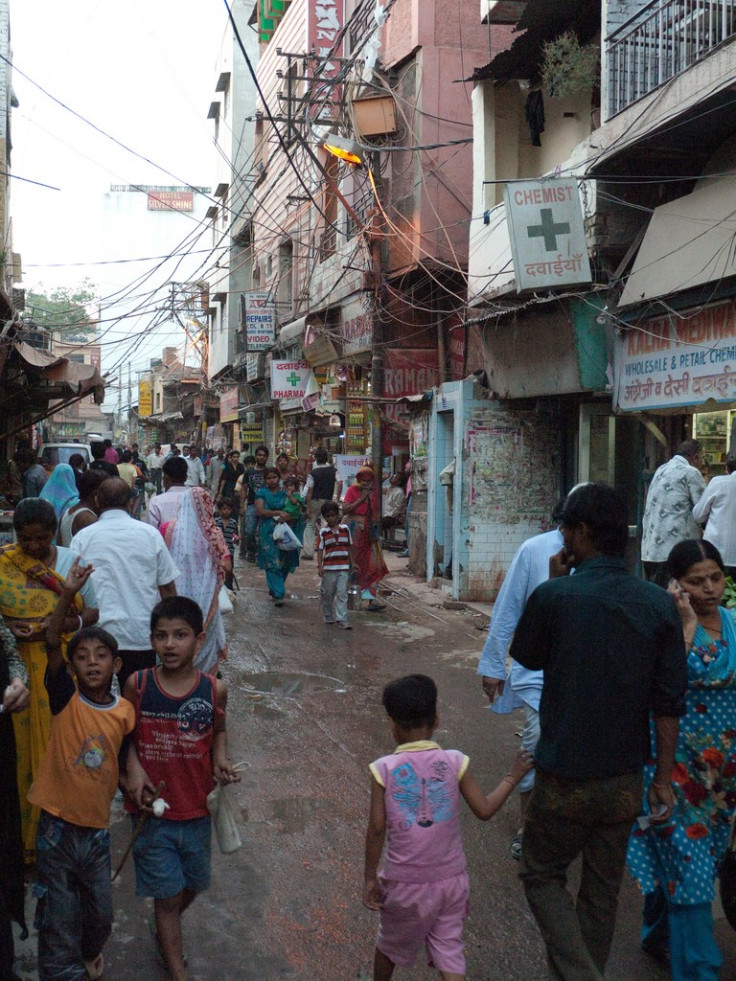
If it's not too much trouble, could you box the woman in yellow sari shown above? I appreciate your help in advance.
[0,498,98,860]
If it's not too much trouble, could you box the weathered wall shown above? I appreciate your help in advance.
[460,403,560,601]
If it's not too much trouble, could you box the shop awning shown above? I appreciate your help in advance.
[618,174,736,308]
[14,341,105,402]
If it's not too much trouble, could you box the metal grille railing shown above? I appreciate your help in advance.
[606,0,736,115]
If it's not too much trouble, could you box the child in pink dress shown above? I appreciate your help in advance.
[363,674,532,981]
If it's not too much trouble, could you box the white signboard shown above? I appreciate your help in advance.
[271,360,312,401]
[614,301,736,411]
[504,179,592,291]
[342,295,372,355]
[334,454,369,492]
[244,293,276,351]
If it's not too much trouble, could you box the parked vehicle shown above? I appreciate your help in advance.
[39,443,93,469]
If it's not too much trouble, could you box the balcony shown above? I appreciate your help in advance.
[606,0,736,116]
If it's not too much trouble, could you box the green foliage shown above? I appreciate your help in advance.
[724,577,736,609]
[26,278,99,335]
[541,32,600,100]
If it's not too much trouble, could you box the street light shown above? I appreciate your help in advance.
[322,133,364,166]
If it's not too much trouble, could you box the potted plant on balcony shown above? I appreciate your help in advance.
[542,31,600,119]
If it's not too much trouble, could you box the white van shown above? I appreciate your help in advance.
[39,443,93,469]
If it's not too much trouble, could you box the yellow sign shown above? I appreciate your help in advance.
[241,425,263,443]
[139,380,152,417]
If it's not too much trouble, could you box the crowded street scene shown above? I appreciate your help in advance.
[3,0,736,979]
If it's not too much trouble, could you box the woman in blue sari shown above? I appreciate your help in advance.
[627,538,736,979]
[255,467,300,606]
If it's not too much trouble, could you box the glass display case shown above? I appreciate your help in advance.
[693,410,730,480]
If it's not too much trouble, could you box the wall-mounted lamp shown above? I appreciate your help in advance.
[323,133,364,167]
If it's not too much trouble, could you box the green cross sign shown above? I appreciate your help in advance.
[286,371,301,386]
[527,208,571,251]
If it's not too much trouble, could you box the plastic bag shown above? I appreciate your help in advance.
[272,522,302,551]
[218,585,233,615]
[207,779,243,854]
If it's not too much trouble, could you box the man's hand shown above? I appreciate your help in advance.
[549,547,575,578]
[64,557,94,592]
[481,676,505,703]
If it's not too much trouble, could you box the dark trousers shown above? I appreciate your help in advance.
[641,561,670,588]
[35,812,112,981]
[520,767,642,981]
[116,649,156,691]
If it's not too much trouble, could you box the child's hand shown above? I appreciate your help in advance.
[214,759,242,785]
[362,877,382,911]
[64,557,94,592]
[508,748,534,784]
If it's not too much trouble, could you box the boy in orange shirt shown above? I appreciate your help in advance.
[28,558,134,981]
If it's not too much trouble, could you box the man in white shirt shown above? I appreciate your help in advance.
[146,443,166,494]
[641,439,705,586]
[146,457,189,529]
[693,457,736,577]
[478,500,565,859]
[207,447,226,495]
[184,445,205,487]
[71,477,179,686]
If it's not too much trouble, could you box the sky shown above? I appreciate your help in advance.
[9,0,232,408]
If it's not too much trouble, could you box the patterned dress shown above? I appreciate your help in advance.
[627,607,736,905]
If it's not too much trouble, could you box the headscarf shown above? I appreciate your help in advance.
[39,464,79,523]
[164,487,229,674]
[355,466,375,483]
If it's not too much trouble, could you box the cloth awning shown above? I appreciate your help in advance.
[14,341,106,403]
[618,174,736,308]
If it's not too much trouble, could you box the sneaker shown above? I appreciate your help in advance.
[323,618,335,624]
[510,831,523,861]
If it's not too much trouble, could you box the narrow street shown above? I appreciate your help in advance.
[12,554,736,980]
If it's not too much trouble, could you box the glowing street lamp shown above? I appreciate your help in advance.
[322,133,364,167]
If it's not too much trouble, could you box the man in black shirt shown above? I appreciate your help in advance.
[89,441,118,478]
[302,449,340,560]
[511,482,687,981]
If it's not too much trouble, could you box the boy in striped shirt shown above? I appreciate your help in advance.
[317,501,354,629]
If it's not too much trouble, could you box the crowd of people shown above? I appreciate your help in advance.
[0,437,407,981]
[7,433,735,981]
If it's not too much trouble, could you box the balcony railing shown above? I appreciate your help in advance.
[606,0,736,116]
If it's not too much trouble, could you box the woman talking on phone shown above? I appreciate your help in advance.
[627,538,736,979]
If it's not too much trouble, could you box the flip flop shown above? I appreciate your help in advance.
[84,953,104,980]
[366,600,385,611]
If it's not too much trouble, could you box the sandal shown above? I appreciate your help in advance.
[84,954,104,980]
[366,599,385,611]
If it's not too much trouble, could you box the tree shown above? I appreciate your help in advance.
[25,279,99,336]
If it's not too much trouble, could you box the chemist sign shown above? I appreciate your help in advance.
[271,360,312,401]
[504,179,592,291]
[614,300,736,411]
[243,293,276,352]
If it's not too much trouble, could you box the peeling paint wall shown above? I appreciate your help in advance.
[460,404,561,601]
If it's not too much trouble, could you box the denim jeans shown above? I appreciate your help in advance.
[321,570,349,623]
[34,812,112,981]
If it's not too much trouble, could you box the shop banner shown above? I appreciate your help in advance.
[614,301,736,411]
[219,386,239,423]
[243,293,276,351]
[383,348,439,430]
[271,360,312,401]
[342,295,372,355]
[334,454,369,490]
[138,379,152,417]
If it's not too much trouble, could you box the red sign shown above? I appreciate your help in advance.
[147,191,194,212]
[308,0,345,80]
[449,327,466,381]
[383,349,439,430]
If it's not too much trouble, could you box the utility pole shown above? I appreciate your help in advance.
[369,158,386,523]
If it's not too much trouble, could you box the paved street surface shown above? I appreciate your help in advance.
[12,553,736,979]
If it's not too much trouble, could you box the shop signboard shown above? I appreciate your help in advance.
[219,386,239,423]
[240,425,263,443]
[307,0,345,81]
[614,300,736,411]
[138,379,152,417]
[334,454,368,489]
[504,178,592,291]
[383,348,439,430]
[271,360,312,401]
[342,295,372,354]
[243,293,276,351]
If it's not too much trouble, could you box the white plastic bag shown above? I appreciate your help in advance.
[207,776,244,854]
[218,585,233,615]
[272,522,302,551]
